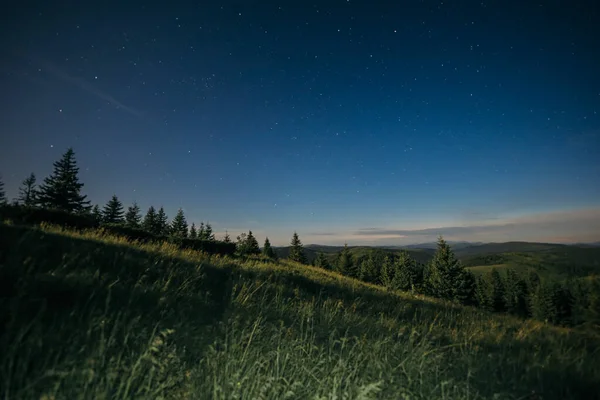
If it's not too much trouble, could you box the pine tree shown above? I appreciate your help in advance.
[0,175,5,205]
[17,173,38,206]
[143,206,158,234]
[475,275,493,311]
[392,251,422,292]
[102,195,125,224]
[37,148,90,213]
[335,243,354,276]
[156,207,169,236]
[198,222,205,239]
[358,253,376,282]
[246,231,260,255]
[262,237,275,258]
[552,282,574,326]
[503,269,528,316]
[289,232,308,264]
[223,230,231,243]
[314,252,330,269]
[456,270,477,306]
[204,222,215,241]
[125,202,142,228]
[489,268,506,312]
[171,208,188,238]
[189,223,198,239]
[236,232,248,255]
[91,204,102,224]
[426,236,474,303]
[530,283,556,323]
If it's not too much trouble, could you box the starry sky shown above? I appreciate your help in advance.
[1,0,599,246]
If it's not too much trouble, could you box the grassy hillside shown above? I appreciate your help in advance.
[1,222,600,399]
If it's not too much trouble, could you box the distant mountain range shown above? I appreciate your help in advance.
[274,240,600,264]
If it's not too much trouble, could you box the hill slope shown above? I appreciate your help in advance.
[1,223,599,399]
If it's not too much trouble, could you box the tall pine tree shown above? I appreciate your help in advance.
[102,195,125,224]
[392,251,423,292]
[189,223,198,239]
[289,232,308,264]
[503,269,529,316]
[125,202,142,228]
[203,222,215,241]
[475,275,493,311]
[336,243,354,276]
[37,148,90,213]
[156,207,170,236]
[426,236,474,304]
[17,173,38,206]
[171,208,188,238]
[0,175,5,205]
[262,237,275,258]
[489,268,506,312]
[223,230,231,243]
[143,206,158,234]
[246,231,260,255]
[380,254,395,289]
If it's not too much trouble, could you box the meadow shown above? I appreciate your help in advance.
[1,222,600,399]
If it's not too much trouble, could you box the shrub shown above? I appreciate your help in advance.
[0,204,97,230]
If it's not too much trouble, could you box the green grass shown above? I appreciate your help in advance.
[466,264,513,275]
[461,249,600,280]
[1,222,600,399]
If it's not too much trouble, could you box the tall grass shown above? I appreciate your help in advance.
[1,223,599,399]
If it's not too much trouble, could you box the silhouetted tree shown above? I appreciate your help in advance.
[262,237,275,258]
[223,230,231,243]
[171,208,188,238]
[246,231,260,254]
[156,207,169,236]
[37,148,90,212]
[91,204,102,224]
[237,231,260,256]
[289,232,308,264]
[102,195,125,224]
[202,222,215,241]
[143,206,158,234]
[0,175,5,205]
[189,223,197,239]
[125,202,142,228]
[17,173,38,206]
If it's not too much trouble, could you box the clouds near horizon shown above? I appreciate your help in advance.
[301,208,600,246]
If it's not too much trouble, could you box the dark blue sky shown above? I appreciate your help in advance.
[1,0,599,245]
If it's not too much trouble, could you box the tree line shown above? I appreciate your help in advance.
[307,240,600,328]
[1,148,598,329]
[0,148,282,258]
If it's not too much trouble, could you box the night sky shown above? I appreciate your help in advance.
[1,0,599,245]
